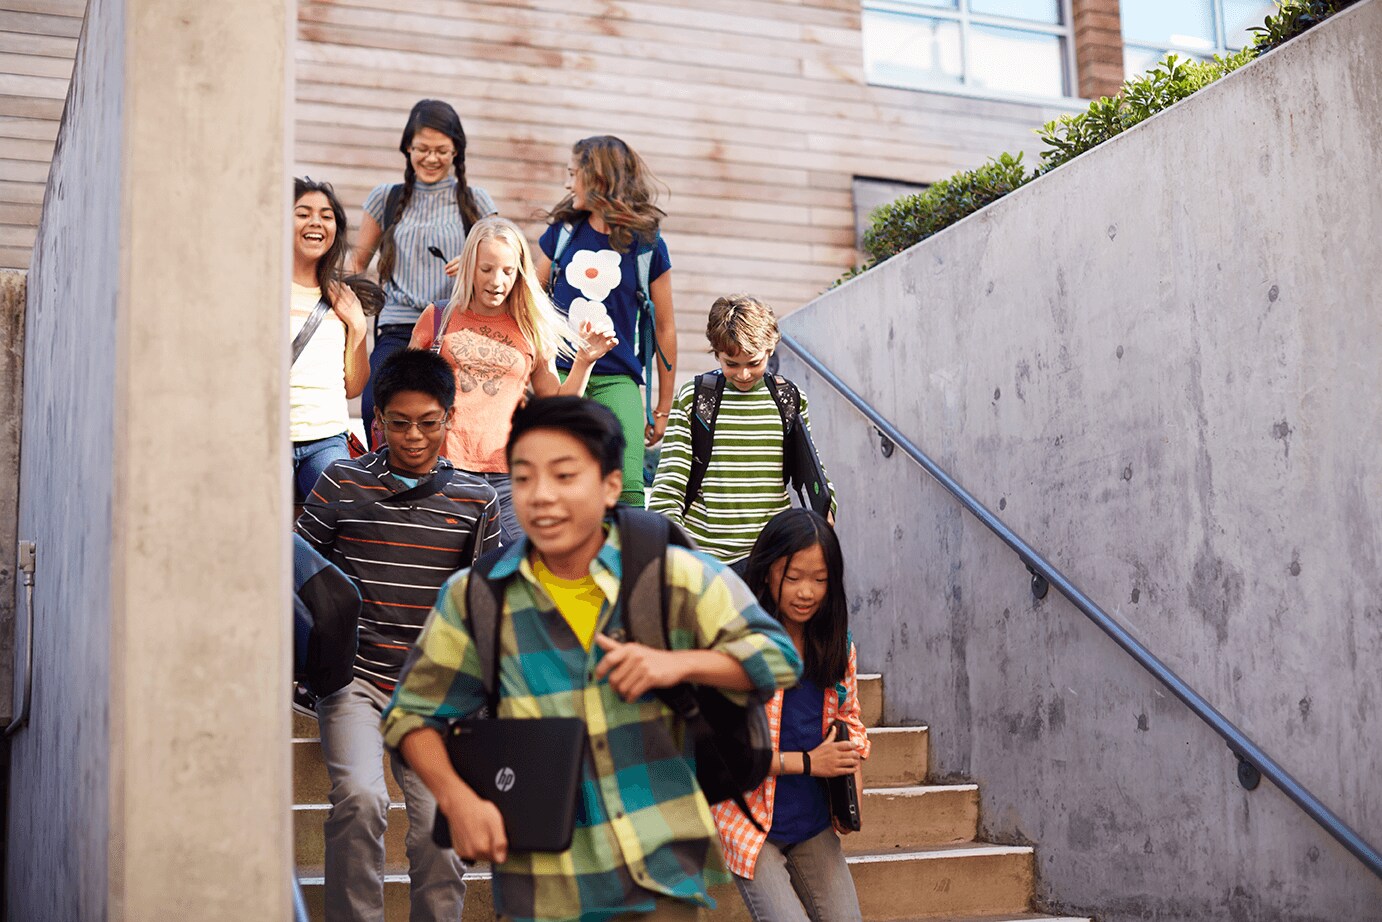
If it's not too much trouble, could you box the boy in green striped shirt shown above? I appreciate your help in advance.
[649,295,836,566]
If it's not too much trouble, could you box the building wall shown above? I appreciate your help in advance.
[0,1,81,272]
[777,1,1382,917]
[8,0,293,918]
[293,0,1080,370]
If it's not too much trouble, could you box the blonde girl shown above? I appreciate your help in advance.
[410,215,616,542]
[536,135,678,508]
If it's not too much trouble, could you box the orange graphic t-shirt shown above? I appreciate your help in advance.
[410,305,536,472]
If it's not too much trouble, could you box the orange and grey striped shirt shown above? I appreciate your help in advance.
[295,450,501,691]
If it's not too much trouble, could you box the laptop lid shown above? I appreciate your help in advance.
[432,716,587,853]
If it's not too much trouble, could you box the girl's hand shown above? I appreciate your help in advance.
[575,321,618,364]
[645,411,669,447]
[329,281,367,336]
[806,739,860,778]
[444,256,462,278]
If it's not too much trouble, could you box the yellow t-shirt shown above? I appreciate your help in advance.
[532,557,606,651]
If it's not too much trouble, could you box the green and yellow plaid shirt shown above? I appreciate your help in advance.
[382,525,801,922]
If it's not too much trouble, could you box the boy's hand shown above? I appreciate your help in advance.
[442,789,508,864]
[593,634,685,701]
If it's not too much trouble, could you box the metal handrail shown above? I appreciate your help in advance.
[779,331,1382,880]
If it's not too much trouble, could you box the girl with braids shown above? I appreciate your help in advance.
[290,177,369,503]
[410,216,617,543]
[535,135,678,507]
[351,99,497,442]
[713,509,868,922]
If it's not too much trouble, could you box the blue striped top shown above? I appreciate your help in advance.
[363,177,497,326]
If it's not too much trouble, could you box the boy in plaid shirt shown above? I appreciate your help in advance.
[383,397,801,921]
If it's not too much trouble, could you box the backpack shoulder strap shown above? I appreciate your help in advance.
[290,298,333,367]
[464,547,509,716]
[615,506,695,649]
[382,183,406,233]
[765,374,800,438]
[546,217,585,296]
[684,372,726,515]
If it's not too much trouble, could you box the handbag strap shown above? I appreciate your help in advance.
[291,297,333,366]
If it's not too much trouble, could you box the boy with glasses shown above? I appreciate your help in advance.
[296,348,501,922]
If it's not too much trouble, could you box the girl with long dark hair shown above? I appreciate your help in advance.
[291,177,368,502]
[713,509,869,922]
[351,98,497,440]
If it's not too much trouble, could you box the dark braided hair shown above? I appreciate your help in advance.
[377,99,483,285]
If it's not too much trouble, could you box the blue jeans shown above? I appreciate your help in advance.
[293,432,351,502]
[465,471,519,546]
[733,826,861,922]
[317,677,467,922]
[362,323,415,449]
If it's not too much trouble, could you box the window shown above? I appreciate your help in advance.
[862,0,1074,100]
[852,177,929,250]
[1121,0,1276,79]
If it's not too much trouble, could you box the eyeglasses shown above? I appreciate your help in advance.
[380,416,448,434]
[409,145,455,161]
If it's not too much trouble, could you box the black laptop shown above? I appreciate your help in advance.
[431,716,587,853]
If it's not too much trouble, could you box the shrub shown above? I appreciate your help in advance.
[1252,0,1362,53]
[861,152,1029,265]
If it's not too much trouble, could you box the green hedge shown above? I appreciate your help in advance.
[839,0,1360,284]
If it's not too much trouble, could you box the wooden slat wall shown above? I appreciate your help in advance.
[292,0,1074,375]
[3,0,1076,374]
[0,1,81,271]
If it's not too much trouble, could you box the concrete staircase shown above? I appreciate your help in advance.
[294,675,1085,921]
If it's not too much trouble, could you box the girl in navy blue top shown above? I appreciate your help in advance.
[712,509,870,922]
[536,135,678,507]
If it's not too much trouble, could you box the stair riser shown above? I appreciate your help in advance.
[863,727,928,786]
[709,849,1034,920]
[295,739,405,805]
[858,675,883,728]
[302,850,1033,922]
[296,805,413,873]
[846,787,978,854]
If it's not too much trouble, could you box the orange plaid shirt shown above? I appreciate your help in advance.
[711,642,872,878]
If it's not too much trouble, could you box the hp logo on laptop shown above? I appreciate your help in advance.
[495,767,516,793]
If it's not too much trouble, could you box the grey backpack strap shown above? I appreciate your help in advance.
[464,548,509,716]
[683,373,726,515]
[291,298,333,366]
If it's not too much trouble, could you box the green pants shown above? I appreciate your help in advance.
[561,372,646,507]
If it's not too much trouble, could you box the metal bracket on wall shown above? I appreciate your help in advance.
[1234,749,1263,791]
[5,540,36,736]
[1026,563,1049,600]
[875,427,895,458]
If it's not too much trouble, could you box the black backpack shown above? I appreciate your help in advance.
[684,371,832,519]
[463,506,773,831]
[293,534,361,700]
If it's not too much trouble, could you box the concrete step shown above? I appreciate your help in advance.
[293,708,317,739]
[845,784,979,854]
[900,916,1090,922]
[296,802,415,872]
[302,843,1035,922]
[298,869,493,922]
[858,673,883,727]
[708,844,1035,920]
[863,725,929,787]
[294,738,404,806]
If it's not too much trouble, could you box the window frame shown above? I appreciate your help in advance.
[1121,0,1270,80]
[861,0,1083,104]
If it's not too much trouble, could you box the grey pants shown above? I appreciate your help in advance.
[732,826,861,922]
[317,677,466,922]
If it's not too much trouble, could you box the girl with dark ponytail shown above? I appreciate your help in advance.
[351,99,497,440]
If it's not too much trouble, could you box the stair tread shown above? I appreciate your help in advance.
[848,843,1034,861]
[863,783,977,795]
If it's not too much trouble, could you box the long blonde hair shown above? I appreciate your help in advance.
[444,216,574,360]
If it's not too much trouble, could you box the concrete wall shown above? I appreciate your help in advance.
[7,1,293,920]
[778,2,1382,918]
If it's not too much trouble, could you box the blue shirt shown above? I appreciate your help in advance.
[539,219,671,382]
[769,677,831,845]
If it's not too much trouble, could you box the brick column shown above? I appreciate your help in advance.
[1071,0,1125,99]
